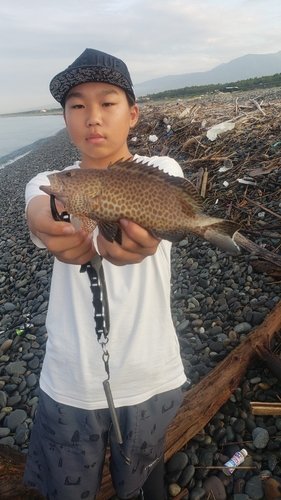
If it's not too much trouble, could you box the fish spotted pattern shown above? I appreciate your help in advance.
[40,158,240,255]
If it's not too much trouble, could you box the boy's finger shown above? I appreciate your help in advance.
[119,219,160,247]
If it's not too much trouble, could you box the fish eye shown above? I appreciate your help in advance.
[65,171,74,177]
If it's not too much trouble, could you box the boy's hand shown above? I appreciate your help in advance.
[27,198,159,265]
[27,197,96,265]
[97,218,160,265]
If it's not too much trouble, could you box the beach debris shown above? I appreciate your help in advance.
[40,158,240,255]
[237,178,257,185]
[206,121,235,141]
[219,159,234,172]
[148,134,158,142]
[68,85,281,273]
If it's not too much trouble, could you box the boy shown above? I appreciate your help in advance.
[24,48,186,500]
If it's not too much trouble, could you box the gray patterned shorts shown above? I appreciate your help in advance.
[23,387,183,499]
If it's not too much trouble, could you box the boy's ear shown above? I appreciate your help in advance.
[130,104,139,128]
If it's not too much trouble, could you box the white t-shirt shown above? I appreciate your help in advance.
[25,155,186,410]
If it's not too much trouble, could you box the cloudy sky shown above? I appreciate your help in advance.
[1,0,281,113]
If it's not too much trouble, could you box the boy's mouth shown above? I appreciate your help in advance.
[87,133,105,144]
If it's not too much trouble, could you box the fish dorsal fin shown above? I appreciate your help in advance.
[164,176,203,214]
[108,158,203,213]
[107,158,173,179]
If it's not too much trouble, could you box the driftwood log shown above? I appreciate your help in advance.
[1,300,281,500]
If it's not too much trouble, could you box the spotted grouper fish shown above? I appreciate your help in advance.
[40,158,240,255]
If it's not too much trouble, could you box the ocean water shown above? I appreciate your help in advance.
[0,114,65,168]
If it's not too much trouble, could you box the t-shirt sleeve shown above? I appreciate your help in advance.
[134,154,184,178]
[25,171,54,208]
[25,171,56,249]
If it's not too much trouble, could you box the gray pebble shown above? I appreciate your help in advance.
[14,424,30,445]
[252,427,270,449]
[0,391,7,409]
[245,475,264,500]
[178,464,195,487]
[166,451,188,473]
[6,360,27,375]
[189,487,206,500]
[8,395,22,407]
[0,427,10,438]
[0,339,13,353]
[28,356,40,370]
[5,409,27,431]
[3,302,16,311]
[0,436,15,447]
[26,373,38,388]
[233,322,252,334]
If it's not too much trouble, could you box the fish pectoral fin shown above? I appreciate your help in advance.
[88,193,101,211]
[194,218,241,256]
[98,221,122,245]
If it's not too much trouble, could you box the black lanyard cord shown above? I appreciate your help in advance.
[50,195,130,464]
[80,257,131,464]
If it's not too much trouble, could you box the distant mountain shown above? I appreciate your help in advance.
[134,51,281,96]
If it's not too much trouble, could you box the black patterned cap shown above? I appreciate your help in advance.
[49,48,135,106]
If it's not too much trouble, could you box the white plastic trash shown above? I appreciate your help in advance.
[207,122,235,141]
[149,135,158,143]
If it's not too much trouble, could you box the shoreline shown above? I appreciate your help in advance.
[0,133,65,170]
[0,129,67,170]
[0,110,63,118]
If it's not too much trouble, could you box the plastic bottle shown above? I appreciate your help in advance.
[223,449,248,475]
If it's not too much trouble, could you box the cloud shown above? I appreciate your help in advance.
[0,0,280,112]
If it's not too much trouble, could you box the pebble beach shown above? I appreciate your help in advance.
[0,116,281,500]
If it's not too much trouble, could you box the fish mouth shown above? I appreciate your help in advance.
[39,185,67,206]
[39,184,52,195]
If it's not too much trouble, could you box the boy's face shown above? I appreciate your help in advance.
[64,81,139,168]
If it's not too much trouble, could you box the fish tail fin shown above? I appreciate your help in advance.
[191,217,240,255]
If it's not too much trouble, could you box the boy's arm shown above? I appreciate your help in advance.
[26,196,159,266]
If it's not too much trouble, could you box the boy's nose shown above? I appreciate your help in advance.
[87,108,101,126]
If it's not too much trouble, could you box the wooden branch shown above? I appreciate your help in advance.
[181,153,237,166]
[1,301,281,500]
[251,99,266,116]
[243,196,281,220]
[250,402,281,415]
[200,169,208,198]
[235,232,281,267]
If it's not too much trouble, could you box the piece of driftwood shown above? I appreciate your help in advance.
[250,402,281,415]
[235,232,281,268]
[0,445,45,500]
[1,301,281,500]
[163,299,281,462]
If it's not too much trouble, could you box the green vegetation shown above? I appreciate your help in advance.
[147,73,281,100]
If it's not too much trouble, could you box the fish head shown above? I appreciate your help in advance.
[39,170,78,206]
[40,169,102,216]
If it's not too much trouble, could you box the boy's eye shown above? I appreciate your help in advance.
[102,102,114,107]
[72,104,84,109]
